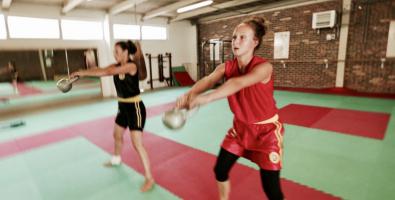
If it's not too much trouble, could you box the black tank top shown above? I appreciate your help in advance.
[113,61,140,98]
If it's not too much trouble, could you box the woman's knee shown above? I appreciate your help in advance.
[113,132,123,141]
[130,132,144,150]
[260,169,284,200]
[213,163,230,182]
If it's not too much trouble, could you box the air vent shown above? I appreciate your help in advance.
[312,10,336,29]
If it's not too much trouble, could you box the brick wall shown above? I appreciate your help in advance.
[346,0,395,93]
[197,0,395,94]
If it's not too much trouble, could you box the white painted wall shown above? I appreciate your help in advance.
[386,21,395,58]
[0,2,198,96]
[112,14,198,89]
[336,0,351,88]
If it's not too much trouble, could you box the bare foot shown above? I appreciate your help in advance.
[140,178,155,192]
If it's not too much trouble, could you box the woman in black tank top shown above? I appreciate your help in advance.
[8,61,19,94]
[71,40,154,192]
[0,61,18,94]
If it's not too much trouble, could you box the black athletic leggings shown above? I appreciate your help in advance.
[214,148,284,200]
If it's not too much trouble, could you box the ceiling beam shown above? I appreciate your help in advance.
[2,0,12,9]
[170,0,261,22]
[62,0,86,13]
[109,0,148,15]
[142,0,201,21]
[198,0,321,24]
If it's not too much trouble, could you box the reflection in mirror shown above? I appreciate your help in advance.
[85,49,97,69]
[0,49,102,117]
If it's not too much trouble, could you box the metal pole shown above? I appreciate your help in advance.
[65,49,70,77]
[38,50,47,81]
[222,40,225,63]
[200,41,207,79]
[146,53,153,90]
[158,54,164,82]
[212,43,216,72]
[166,52,172,86]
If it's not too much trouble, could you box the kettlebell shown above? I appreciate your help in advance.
[162,108,187,130]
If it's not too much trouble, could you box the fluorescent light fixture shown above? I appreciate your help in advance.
[177,0,213,13]
[8,16,60,39]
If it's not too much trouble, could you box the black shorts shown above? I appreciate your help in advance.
[115,101,146,131]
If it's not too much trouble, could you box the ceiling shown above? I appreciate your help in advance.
[1,0,292,22]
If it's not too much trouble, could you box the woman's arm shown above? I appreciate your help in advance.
[189,63,225,95]
[190,62,273,108]
[176,63,225,108]
[71,62,137,78]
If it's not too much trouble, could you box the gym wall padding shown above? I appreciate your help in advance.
[171,66,195,86]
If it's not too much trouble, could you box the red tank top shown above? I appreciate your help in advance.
[225,56,278,123]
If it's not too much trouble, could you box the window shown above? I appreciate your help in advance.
[142,26,167,40]
[7,16,59,39]
[113,24,140,40]
[0,14,6,39]
[61,19,103,40]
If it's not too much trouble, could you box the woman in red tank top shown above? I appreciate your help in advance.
[177,17,284,200]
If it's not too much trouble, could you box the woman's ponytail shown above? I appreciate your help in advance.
[126,40,137,55]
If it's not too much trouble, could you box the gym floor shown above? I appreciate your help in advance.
[0,79,101,114]
[0,86,394,200]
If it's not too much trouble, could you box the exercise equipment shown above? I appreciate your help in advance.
[145,53,174,90]
[200,39,232,78]
[162,107,198,130]
[56,76,80,93]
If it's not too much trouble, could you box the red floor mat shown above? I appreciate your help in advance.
[0,121,340,199]
[278,104,332,127]
[17,83,42,96]
[174,71,195,86]
[82,128,340,200]
[276,87,395,99]
[279,104,390,140]
[0,100,343,199]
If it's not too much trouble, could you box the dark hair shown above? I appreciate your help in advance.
[115,40,137,55]
[242,16,267,50]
